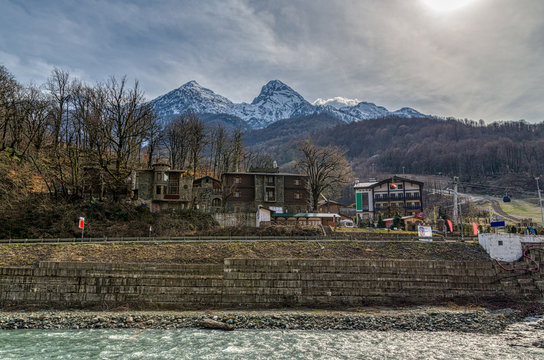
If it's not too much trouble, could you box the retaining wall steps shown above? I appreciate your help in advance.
[0,257,542,310]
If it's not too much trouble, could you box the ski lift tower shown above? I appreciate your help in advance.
[536,177,544,227]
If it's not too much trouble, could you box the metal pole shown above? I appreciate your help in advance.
[458,203,464,241]
[536,177,544,227]
[452,176,459,225]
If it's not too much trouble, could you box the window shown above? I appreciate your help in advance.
[163,173,169,182]
[234,177,241,184]
[155,172,163,182]
[167,173,180,195]
[234,191,240,198]
[398,184,403,190]
[294,179,301,186]
[266,176,275,185]
[156,186,162,195]
[266,188,275,201]
[294,192,301,200]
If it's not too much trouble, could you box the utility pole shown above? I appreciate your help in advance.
[453,176,459,225]
[458,202,464,241]
[536,177,544,227]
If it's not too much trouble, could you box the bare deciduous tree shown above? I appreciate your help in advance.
[185,113,206,177]
[145,118,163,168]
[163,115,189,169]
[0,66,22,151]
[97,76,155,199]
[20,85,49,156]
[296,141,353,211]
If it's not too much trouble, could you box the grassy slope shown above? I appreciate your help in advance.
[0,198,220,239]
[0,241,489,266]
[499,199,543,222]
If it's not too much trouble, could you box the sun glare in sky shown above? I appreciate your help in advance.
[420,0,476,12]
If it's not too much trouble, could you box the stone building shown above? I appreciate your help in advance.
[221,168,309,213]
[132,162,193,212]
[192,176,222,213]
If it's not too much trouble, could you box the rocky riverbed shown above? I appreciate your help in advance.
[1,306,540,334]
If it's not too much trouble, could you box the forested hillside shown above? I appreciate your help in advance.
[309,116,544,187]
[243,113,345,165]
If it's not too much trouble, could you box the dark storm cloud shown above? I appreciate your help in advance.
[1,0,543,122]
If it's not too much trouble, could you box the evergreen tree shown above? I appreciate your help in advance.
[377,214,385,228]
[392,214,403,230]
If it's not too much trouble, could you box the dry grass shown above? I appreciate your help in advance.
[0,241,490,267]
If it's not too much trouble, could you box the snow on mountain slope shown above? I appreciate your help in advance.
[391,107,427,118]
[149,80,427,129]
[313,97,361,108]
[338,101,390,120]
[231,80,316,129]
[149,80,233,120]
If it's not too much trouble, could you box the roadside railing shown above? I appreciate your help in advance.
[0,234,477,244]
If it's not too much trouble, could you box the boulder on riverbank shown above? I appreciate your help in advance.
[199,318,234,331]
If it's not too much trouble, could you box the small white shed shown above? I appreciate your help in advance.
[256,206,273,227]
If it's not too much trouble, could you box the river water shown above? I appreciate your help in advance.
[1,326,543,360]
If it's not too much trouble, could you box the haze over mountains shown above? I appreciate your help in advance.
[149,80,427,130]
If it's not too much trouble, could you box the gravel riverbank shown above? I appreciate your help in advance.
[0,307,538,334]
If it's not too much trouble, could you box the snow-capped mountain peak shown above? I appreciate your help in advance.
[251,80,307,105]
[183,80,200,87]
[150,80,233,120]
[313,97,361,109]
[149,80,428,129]
[228,80,315,129]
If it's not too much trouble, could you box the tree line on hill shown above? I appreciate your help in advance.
[309,116,544,187]
[0,66,253,201]
[0,65,353,210]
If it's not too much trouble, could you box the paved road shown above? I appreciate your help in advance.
[0,235,473,244]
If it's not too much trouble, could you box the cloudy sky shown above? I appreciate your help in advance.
[1,0,543,122]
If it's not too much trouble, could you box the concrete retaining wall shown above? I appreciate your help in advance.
[213,213,256,227]
[478,233,544,261]
[0,258,542,310]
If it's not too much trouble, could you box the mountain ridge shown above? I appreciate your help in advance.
[149,80,428,129]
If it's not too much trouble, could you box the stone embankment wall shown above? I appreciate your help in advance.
[213,213,256,227]
[0,258,542,310]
